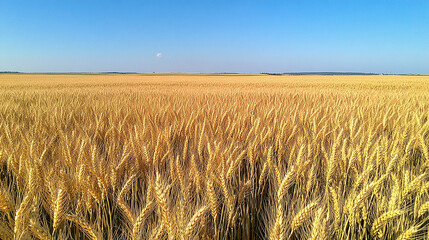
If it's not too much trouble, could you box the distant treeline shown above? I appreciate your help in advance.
[101,72,138,74]
[0,72,137,74]
[262,72,380,75]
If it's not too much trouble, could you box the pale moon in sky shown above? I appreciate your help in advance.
[156,53,162,58]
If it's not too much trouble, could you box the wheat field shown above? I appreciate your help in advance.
[1,73,429,240]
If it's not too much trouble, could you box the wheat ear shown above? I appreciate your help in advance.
[65,214,101,240]
[370,210,403,238]
[291,200,319,231]
[207,179,219,222]
[277,165,296,201]
[185,205,208,238]
[396,225,419,240]
[132,201,155,240]
[29,219,51,240]
[14,193,33,239]
[52,187,67,231]
[418,200,429,217]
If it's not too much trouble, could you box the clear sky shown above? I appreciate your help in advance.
[1,1,428,73]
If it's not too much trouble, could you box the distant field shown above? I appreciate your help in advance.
[1,74,429,239]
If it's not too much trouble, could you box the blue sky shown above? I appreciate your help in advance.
[1,1,428,73]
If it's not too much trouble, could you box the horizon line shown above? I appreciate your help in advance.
[1,71,429,76]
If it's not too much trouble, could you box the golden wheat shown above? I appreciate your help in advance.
[0,74,429,239]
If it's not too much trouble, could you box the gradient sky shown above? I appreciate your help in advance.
[1,1,428,73]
